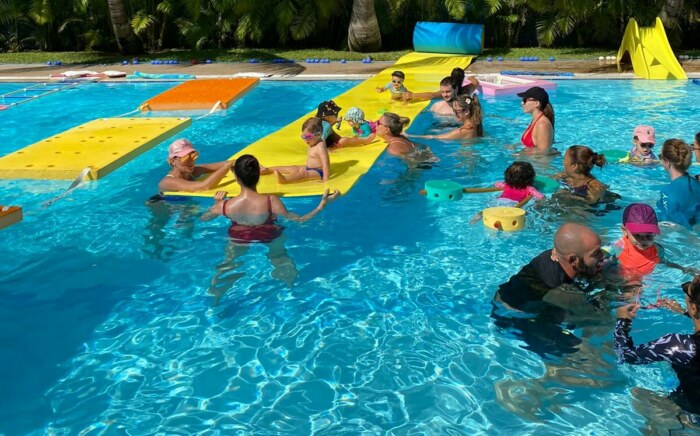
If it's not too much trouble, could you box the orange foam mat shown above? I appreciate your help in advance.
[140,78,259,111]
[0,206,22,230]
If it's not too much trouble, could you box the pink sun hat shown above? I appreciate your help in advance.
[168,139,196,159]
[633,125,656,144]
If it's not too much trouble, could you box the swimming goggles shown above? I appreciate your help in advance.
[301,132,319,141]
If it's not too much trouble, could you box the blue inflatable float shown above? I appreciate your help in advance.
[413,22,483,55]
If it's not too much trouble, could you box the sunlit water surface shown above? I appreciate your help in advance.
[1,78,699,434]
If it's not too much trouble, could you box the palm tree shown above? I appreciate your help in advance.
[348,0,381,52]
[107,0,140,54]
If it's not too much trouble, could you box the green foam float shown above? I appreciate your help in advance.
[601,149,630,163]
[424,180,463,201]
[533,175,559,194]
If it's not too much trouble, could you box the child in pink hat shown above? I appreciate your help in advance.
[603,203,697,277]
[629,125,657,162]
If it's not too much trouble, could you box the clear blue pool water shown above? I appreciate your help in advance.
[1,78,699,434]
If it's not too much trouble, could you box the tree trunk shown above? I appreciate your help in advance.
[347,0,381,52]
[107,0,141,54]
[659,0,684,27]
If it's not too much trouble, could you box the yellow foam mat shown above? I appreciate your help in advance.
[0,117,192,180]
[165,52,473,198]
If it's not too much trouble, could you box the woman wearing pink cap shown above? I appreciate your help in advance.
[157,139,234,193]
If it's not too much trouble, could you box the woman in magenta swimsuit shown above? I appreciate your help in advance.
[204,154,339,303]
[517,86,555,154]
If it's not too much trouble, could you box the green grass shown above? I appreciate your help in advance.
[0,48,410,65]
[0,47,695,65]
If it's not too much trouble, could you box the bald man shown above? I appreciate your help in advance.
[495,223,605,313]
[492,223,606,357]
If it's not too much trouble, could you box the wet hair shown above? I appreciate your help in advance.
[233,154,260,188]
[682,275,700,318]
[301,117,323,134]
[439,76,452,87]
[452,93,484,137]
[381,112,410,136]
[391,71,405,80]
[542,103,555,129]
[660,138,692,172]
[450,67,465,95]
[567,145,606,176]
[504,161,536,189]
[695,132,700,144]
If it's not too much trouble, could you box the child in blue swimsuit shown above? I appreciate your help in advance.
[261,117,331,183]
[376,71,410,101]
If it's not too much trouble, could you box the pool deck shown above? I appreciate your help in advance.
[1,58,699,81]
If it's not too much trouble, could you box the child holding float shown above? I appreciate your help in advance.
[333,107,377,148]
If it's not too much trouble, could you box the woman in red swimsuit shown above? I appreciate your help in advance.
[208,154,339,242]
[204,154,339,304]
[517,86,555,154]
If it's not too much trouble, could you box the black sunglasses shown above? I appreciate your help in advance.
[640,143,654,149]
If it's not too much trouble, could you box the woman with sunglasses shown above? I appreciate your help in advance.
[657,138,700,229]
[517,86,555,154]
[158,139,234,193]
[409,93,483,140]
[615,275,700,415]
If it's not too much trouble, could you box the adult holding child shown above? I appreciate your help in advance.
[157,138,234,193]
[517,86,555,154]
[657,138,700,229]
[410,93,483,140]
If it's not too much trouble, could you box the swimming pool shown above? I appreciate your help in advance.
[1,78,698,434]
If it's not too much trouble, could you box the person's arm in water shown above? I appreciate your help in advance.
[201,190,229,221]
[411,122,476,140]
[271,189,340,222]
[585,179,607,204]
[657,245,700,274]
[158,161,234,193]
[402,91,441,102]
[614,303,696,365]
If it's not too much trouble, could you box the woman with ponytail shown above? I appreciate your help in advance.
[658,139,700,229]
[554,145,609,204]
[517,86,555,154]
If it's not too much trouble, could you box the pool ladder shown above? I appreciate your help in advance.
[0,81,87,110]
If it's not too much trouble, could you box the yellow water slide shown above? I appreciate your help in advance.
[616,17,687,80]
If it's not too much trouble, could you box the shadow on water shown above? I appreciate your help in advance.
[0,248,166,434]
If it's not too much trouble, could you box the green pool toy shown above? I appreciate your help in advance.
[424,180,463,201]
[533,176,559,194]
[601,149,630,163]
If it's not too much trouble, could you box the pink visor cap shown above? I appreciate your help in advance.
[168,139,195,159]
[623,203,660,234]
[633,125,656,144]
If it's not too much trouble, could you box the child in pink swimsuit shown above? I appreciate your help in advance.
[495,161,544,202]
